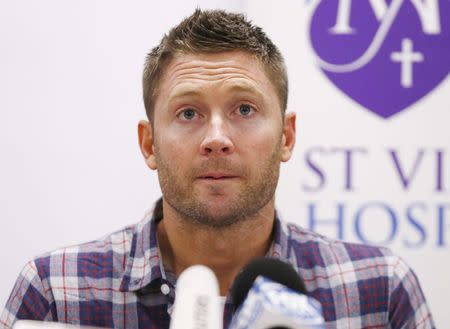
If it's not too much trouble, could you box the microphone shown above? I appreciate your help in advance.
[229,258,325,329]
[169,265,223,329]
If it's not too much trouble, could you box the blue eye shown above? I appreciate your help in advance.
[180,108,196,120]
[238,104,253,116]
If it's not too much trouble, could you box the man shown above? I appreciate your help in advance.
[1,9,435,329]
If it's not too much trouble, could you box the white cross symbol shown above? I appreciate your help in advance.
[390,38,424,88]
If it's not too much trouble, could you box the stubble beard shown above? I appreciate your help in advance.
[154,142,282,230]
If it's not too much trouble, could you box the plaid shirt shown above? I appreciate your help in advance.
[1,199,435,329]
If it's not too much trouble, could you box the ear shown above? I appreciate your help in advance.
[280,112,296,162]
[138,120,158,170]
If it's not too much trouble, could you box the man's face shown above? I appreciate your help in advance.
[139,51,295,228]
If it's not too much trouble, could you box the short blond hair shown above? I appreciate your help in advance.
[143,9,288,122]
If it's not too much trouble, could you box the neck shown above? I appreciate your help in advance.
[156,199,276,296]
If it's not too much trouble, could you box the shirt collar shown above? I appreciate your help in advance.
[119,199,164,292]
[119,199,292,292]
[268,210,291,263]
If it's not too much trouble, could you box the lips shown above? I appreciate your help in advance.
[197,172,239,180]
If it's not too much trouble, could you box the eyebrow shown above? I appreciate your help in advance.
[167,80,265,103]
[224,81,265,99]
[168,88,201,102]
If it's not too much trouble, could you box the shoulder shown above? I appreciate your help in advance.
[281,221,435,327]
[283,221,396,269]
[281,221,400,300]
[31,224,136,284]
[0,224,140,328]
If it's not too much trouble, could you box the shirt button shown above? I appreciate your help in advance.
[161,283,170,295]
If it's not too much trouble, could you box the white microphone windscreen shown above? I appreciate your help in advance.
[170,265,222,329]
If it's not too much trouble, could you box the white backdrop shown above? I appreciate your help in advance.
[1,0,448,327]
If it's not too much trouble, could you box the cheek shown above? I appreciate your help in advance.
[155,129,198,163]
[236,124,282,154]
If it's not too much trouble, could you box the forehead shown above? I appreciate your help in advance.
[154,51,279,107]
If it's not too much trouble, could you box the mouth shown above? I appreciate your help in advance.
[197,172,239,180]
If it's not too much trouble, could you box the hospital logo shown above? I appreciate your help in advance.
[309,0,449,118]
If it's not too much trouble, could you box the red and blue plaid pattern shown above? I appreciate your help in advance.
[1,200,435,329]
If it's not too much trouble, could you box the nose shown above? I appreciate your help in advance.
[200,115,235,156]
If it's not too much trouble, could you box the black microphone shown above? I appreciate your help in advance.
[229,258,325,329]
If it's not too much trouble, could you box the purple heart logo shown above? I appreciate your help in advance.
[309,0,450,118]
